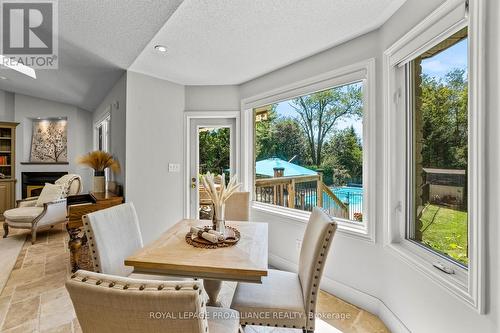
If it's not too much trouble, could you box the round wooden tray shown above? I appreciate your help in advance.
[185,226,240,249]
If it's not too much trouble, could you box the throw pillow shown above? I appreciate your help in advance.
[36,183,64,207]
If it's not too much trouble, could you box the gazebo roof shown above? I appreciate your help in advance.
[255,158,317,177]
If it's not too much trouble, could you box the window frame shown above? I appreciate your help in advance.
[383,0,484,312]
[241,58,376,243]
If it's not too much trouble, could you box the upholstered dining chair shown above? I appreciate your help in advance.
[66,270,241,333]
[225,192,250,221]
[83,202,184,280]
[231,207,337,333]
[3,174,82,244]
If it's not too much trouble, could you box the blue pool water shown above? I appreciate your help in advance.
[332,186,363,205]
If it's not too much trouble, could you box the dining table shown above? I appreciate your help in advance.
[124,219,268,306]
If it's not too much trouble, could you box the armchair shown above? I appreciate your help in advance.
[2,174,82,244]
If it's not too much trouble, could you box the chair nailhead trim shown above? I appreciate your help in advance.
[193,285,199,290]
[96,280,102,285]
[139,284,145,290]
[71,274,77,279]
[123,284,129,290]
[158,285,164,290]
[175,285,181,290]
[82,277,88,282]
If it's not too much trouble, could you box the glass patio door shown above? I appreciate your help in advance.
[189,118,236,219]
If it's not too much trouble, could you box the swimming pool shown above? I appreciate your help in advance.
[332,186,363,205]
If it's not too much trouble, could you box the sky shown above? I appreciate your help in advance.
[421,38,468,80]
[272,38,467,139]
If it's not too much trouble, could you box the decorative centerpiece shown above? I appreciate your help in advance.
[200,172,241,235]
[77,151,120,193]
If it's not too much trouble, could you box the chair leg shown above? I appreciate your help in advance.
[31,229,37,244]
[2,223,8,238]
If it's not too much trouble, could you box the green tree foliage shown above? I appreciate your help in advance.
[321,126,363,186]
[290,84,362,166]
[420,68,468,169]
[198,127,230,175]
[255,108,308,163]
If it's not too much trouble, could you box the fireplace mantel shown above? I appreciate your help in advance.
[21,162,69,165]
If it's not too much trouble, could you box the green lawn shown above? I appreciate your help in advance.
[419,204,468,266]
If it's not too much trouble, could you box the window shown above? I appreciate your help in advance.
[253,81,364,223]
[383,0,484,311]
[407,28,469,267]
[95,114,110,152]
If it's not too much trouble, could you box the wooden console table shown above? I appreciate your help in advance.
[67,191,123,272]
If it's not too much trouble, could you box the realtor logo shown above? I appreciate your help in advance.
[0,0,58,69]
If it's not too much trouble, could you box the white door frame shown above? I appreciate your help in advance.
[183,111,241,219]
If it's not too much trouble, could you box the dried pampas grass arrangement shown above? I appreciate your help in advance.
[77,151,121,173]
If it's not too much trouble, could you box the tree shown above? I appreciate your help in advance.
[321,126,363,186]
[198,128,230,175]
[290,84,362,166]
[255,109,309,163]
[420,68,468,169]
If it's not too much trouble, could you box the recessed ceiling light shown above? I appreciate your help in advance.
[0,76,7,80]
[154,45,167,53]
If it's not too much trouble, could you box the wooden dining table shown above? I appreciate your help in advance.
[125,219,268,306]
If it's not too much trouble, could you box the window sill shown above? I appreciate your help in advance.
[252,202,375,243]
[385,240,478,310]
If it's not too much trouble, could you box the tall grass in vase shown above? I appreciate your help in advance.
[77,151,120,193]
[201,172,241,234]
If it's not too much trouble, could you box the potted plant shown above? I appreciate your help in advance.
[77,151,120,193]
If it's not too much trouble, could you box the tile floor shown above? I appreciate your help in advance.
[0,224,389,333]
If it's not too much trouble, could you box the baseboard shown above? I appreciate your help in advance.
[268,253,410,333]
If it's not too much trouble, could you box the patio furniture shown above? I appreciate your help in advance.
[230,207,337,333]
[125,219,268,306]
[66,270,241,333]
[225,192,250,221]
[2,174,82,244]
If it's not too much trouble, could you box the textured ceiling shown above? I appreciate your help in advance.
[130,0,406,85]
[0,0,183,111]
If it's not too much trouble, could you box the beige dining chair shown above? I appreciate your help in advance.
[83,202,183,280]
[66,270,241,333]
[225,192,250,221]
[231,207,337,333]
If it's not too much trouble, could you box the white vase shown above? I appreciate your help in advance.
[93,175,105,193]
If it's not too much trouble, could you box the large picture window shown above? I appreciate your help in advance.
[253,81,364,223]
[407,28,469,267]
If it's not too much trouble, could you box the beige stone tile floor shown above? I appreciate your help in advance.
[0,223,389,333]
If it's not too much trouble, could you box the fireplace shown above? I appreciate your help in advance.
[21,172,68,198]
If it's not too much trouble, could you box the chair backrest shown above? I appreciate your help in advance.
[298,207,337,331]
[66,270,208,333]
[55,174,82,197]
[225,192,250,221]
[83,203,143,276]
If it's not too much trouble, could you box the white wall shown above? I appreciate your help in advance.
[238,0,499,332]
[185,85,240,111]
[93,73,127,191]
[125,71,185,243]
[0,90,14,121]
[14,94,93,197]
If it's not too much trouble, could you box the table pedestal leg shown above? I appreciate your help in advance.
[203,279,222,307]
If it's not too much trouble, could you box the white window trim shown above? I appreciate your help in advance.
[241,58,376,243]
[382,0,485,312]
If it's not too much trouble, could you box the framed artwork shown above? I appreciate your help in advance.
[30,118,68,163]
